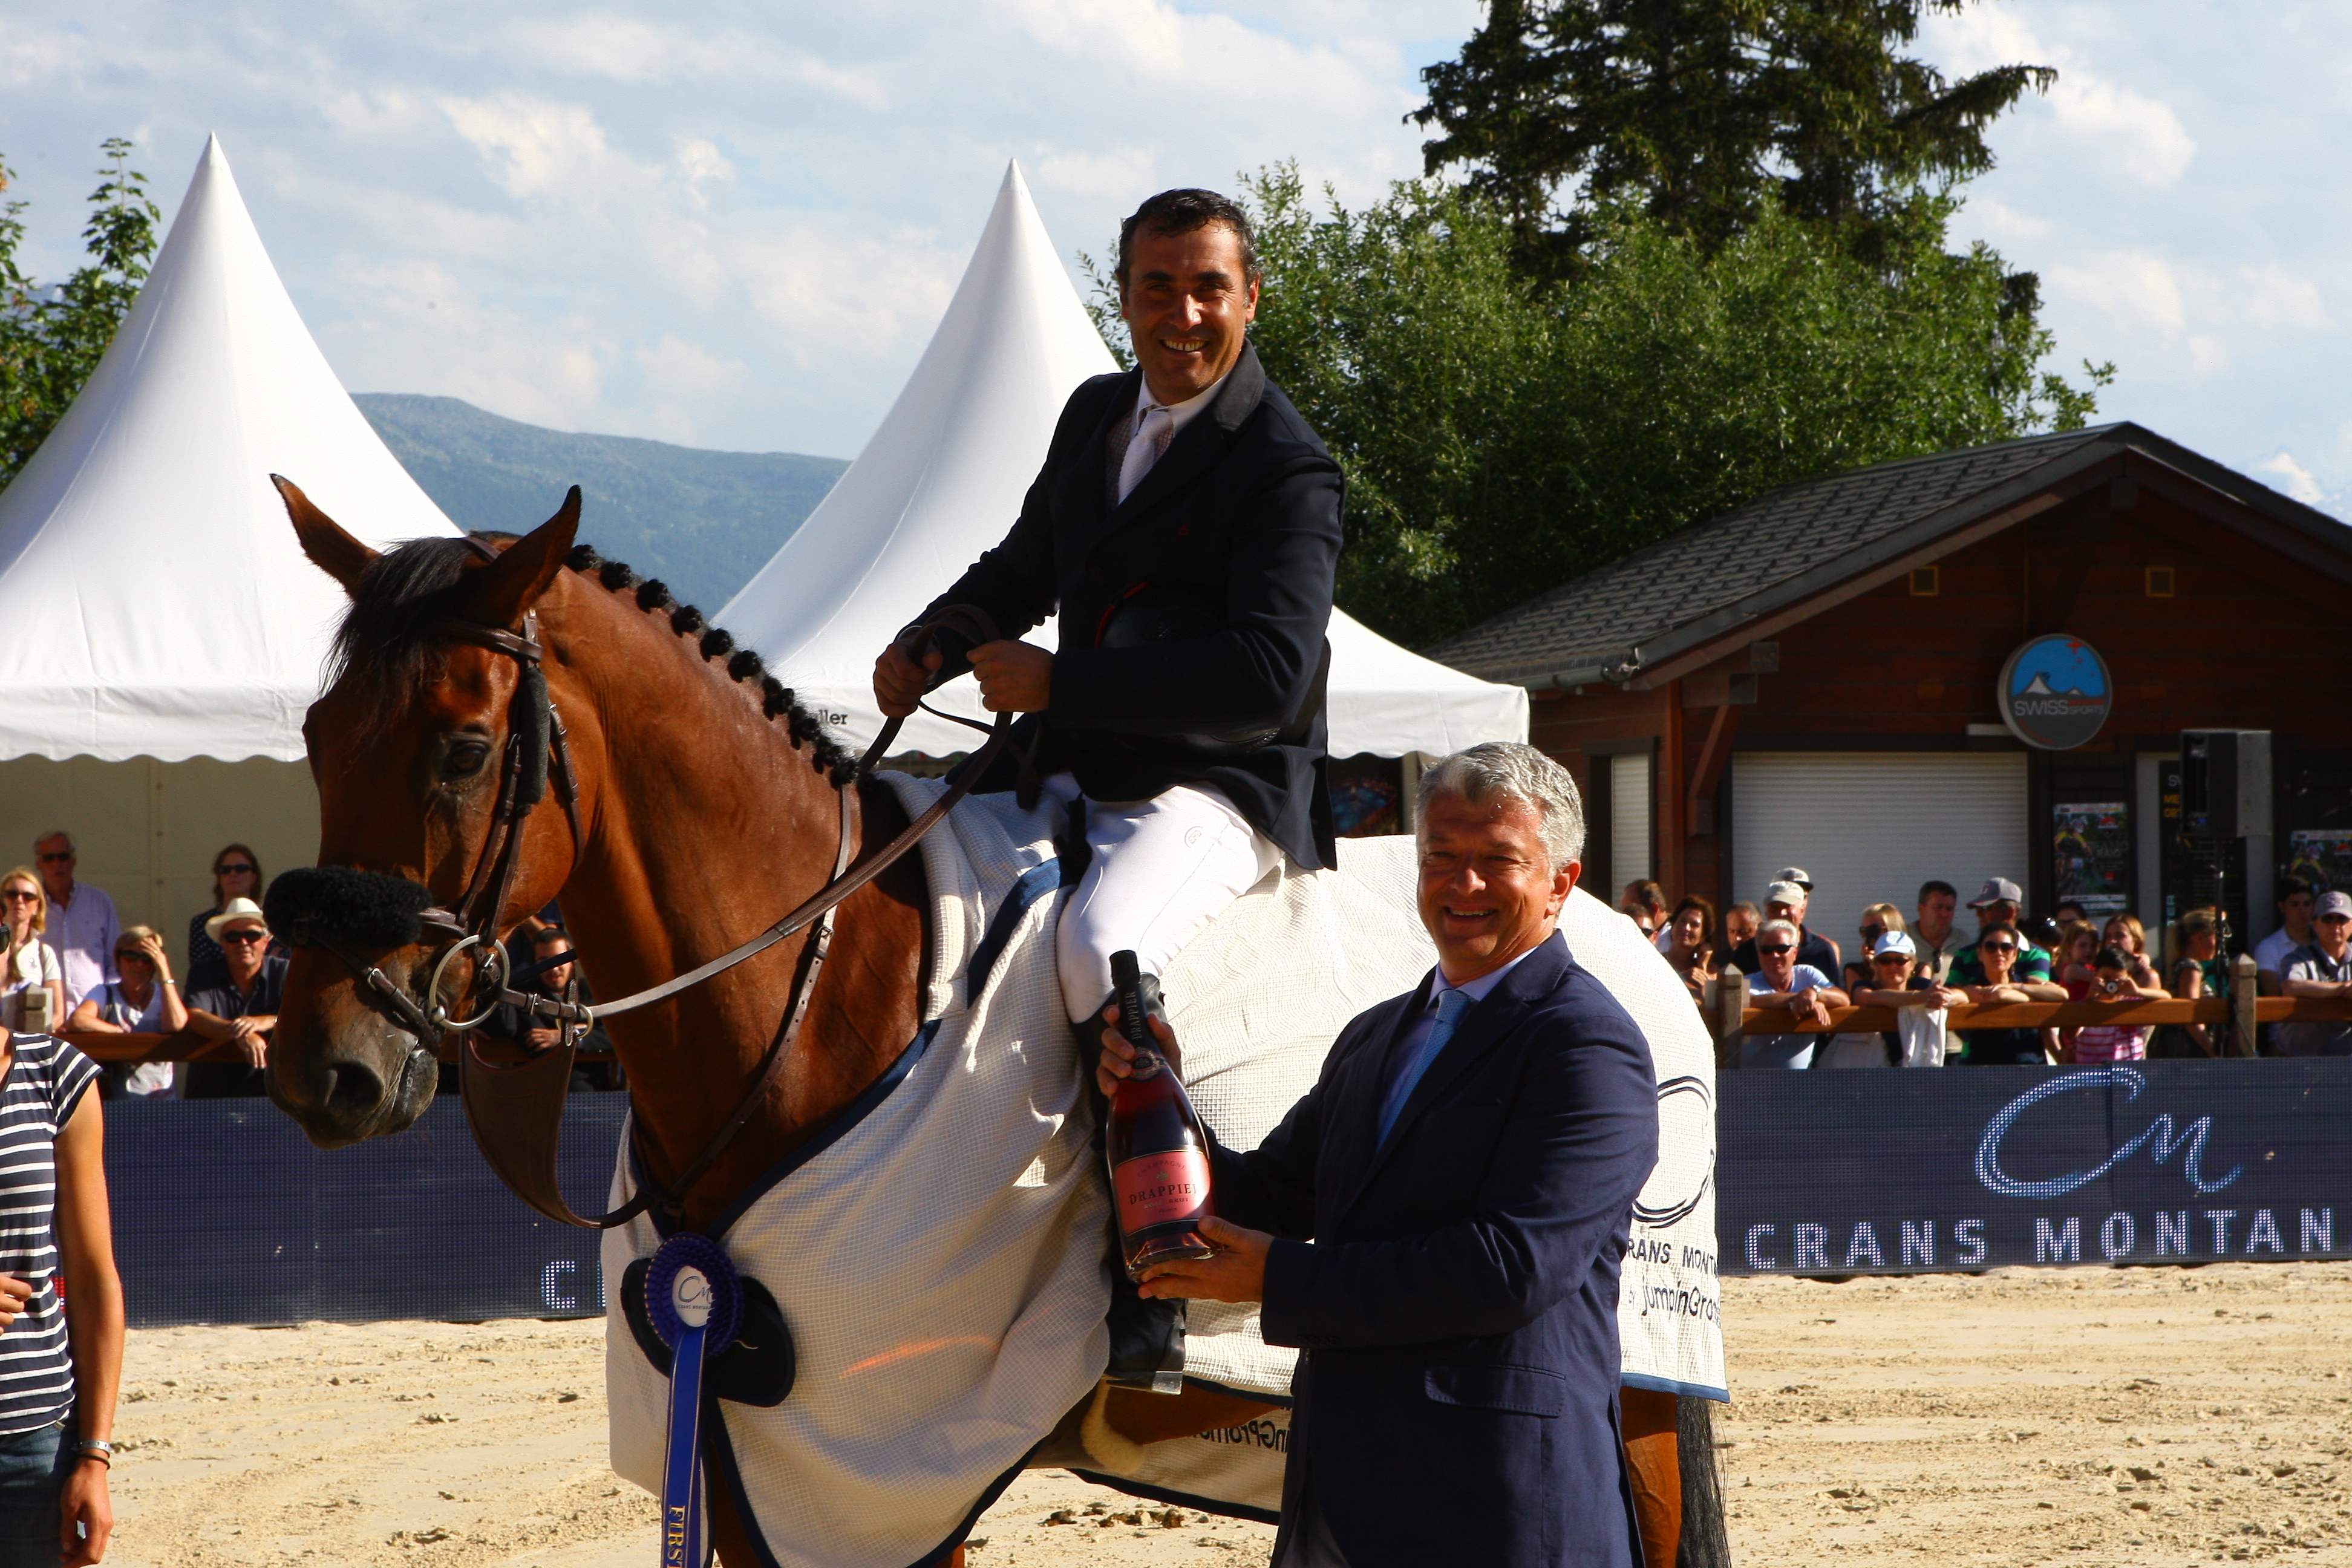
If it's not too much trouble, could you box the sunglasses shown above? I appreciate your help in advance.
[2,889,38,903]
[1757,943,1794,956]
[1871,953,1909,964]
[1861,924,1884,941]
[219,929,270,946]
[115,949,154,962]
[1981,941,2017,953]
[37,851,71,863]
[217,863,256,877]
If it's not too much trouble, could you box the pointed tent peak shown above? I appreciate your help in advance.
[716,160,1526,758]
[0,136,458,762]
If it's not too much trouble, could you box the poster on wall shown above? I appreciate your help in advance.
[2287,831,2352,895]
[2053,802,2131,917]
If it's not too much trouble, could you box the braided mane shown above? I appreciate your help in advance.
[329,532,856,782]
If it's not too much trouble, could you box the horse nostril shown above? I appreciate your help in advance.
[322,1060,385,1122]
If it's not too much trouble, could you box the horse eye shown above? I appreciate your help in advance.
[442,740,492,780]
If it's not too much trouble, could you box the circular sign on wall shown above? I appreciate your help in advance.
[1998,634,2112,750]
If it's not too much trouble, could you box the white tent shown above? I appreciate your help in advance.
[719,163,1527,761]
[0,134,459,764]
[0,136,457,929]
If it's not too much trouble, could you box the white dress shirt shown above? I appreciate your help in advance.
[1114,371,1227,503]
[42,881,118,1009]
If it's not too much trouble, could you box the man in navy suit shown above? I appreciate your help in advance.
[1099,742,1659,1566]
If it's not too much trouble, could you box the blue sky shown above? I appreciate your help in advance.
[4,1,2346,515]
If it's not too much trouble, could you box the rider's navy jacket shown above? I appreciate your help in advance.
[916,341,1343,869]
[1207,929,1659,1568]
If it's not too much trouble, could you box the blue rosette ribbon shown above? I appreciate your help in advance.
[645,1232,744,1568]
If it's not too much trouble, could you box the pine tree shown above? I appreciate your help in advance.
[1414,1,2054,278]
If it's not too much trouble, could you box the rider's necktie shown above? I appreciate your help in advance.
[1376,987,1473,1148]
[1116,403,1175,503]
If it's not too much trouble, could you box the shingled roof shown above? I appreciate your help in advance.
[1423,422,2352,687]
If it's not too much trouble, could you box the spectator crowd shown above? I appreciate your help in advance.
[1618,864,2352,1067]
[0,830,623,1100]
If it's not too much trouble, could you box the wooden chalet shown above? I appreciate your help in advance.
[1423,423,2352,944]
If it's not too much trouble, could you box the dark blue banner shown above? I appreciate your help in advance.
[1719,1060,2352,1275]
[104,1096,626,1328]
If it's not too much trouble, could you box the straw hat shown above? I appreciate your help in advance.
[205,897,269,944]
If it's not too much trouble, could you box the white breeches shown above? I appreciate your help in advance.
[1049,776,1284,1024]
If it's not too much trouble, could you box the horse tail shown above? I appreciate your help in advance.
[1676,1394,1734,1567]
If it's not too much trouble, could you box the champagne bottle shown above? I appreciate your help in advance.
[1105,950,1215,1279]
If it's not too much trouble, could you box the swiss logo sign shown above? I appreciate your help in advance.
[1998,634,2112,750]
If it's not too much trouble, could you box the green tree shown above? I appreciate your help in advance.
[1415,0,2054,277]
[1087,167,2106,648]
[0,138,162,485]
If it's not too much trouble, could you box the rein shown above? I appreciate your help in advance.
[290,592,1008,1230]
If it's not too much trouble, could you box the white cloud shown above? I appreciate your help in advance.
[514,15,891,108]
[439,94,616,204]
[2236,264,2328,330]
[2045,250,2187,335]
[2254,451,2327,506]
[2047,74,2195,187]
[1921,6,2195,186]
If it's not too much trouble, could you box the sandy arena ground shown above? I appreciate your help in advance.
[96,1262,2352,1567]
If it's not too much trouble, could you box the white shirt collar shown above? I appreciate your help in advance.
[1432,940,1544,1011]
[1133,370,1226,437]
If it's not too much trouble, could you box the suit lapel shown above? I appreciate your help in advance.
[1089,342,1266,548]
[1332,933,1573,1225]
[1055,370,1137,548]
[1321,973,1434,1207]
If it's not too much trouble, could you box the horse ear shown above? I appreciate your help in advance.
[273,475,379,593]
[456,487,581,629]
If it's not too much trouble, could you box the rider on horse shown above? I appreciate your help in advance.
[874,185,1342,1025]
[873,187,1344,1383]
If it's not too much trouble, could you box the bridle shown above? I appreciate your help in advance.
[287,576,1009,1231]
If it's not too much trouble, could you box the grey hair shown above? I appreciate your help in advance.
[1758,916,1800,942]
[1416,742,1586,871]
[33,829,72,853]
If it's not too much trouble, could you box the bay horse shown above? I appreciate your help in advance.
[263,483,1278,1566]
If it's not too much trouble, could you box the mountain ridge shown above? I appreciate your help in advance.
[356,393,847,613]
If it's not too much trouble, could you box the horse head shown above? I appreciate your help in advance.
[267,476,585,1147]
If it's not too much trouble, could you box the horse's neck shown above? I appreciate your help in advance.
[549,592,924,1228]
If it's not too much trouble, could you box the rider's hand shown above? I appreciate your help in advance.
[872,640,942,718]
[1095,1005,1183,1097]
[967,640,1052,713]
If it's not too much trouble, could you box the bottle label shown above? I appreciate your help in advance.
[1112,1149,1211,1232]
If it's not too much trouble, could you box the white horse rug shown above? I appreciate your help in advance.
[603,777,1723,1558]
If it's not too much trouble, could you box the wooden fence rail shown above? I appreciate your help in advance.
[1713,952,2352,1061]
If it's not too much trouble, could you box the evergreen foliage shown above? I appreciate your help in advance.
[1414,0,2055,278]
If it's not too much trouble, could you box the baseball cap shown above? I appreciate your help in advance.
[1872,930,1916,958]
[1763,880,1806,906]
[1772,866,1814,892]
[1969,877,2024,908]
[2318,890,2352,920]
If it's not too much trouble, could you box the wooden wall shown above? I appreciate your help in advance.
[1528,468,2352,910]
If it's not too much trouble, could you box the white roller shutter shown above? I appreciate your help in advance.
[1731,753,2028,937]
[1610,752,1652,890]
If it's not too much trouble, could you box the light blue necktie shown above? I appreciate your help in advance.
[1377,988,1474,1148]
